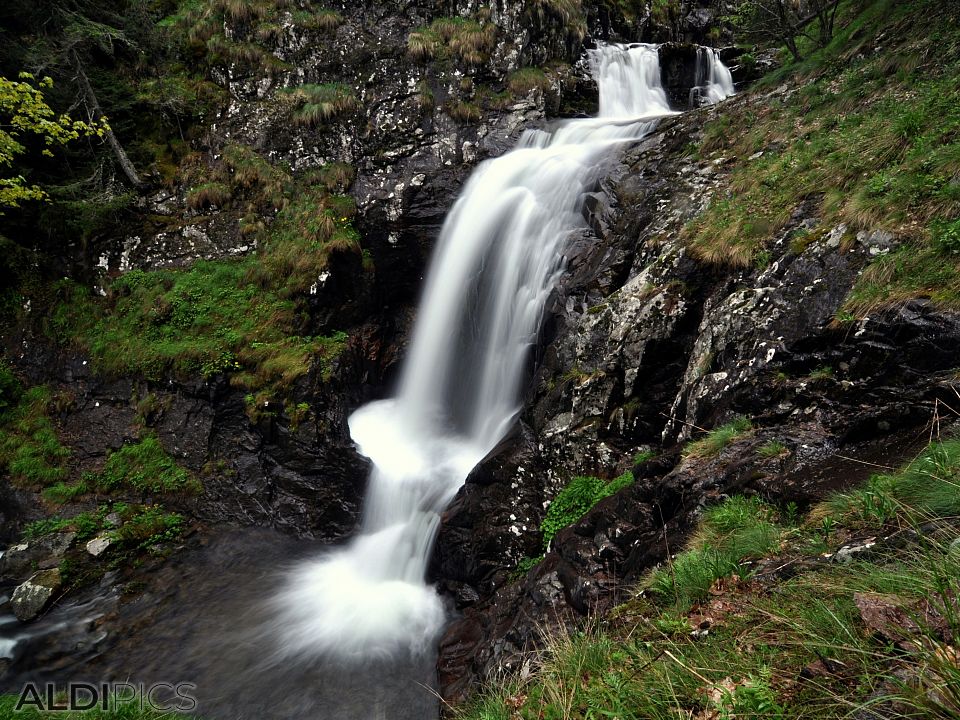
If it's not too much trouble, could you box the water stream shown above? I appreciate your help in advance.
[0,42,736,720]
[270,43,733,661]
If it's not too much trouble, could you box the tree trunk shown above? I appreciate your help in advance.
[70,50,145,190]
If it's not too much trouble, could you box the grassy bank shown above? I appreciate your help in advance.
[686,0,960,314]
[458,438,960,720]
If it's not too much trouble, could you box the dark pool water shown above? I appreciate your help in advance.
[1,528,439,719]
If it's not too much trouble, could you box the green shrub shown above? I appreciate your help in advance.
[541,472,634,549]
[931,217,960,256]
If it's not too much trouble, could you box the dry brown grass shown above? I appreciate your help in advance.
[185,182,232,210]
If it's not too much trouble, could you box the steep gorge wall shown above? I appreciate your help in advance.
[433,79,960,699]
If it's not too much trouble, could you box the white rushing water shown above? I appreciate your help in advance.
[690,47,735,107]
[272,43,732,660]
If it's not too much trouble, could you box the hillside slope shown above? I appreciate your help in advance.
[437,0,960,708]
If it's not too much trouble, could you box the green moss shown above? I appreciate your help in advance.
[541,471,634,549]
[39,158,355,395]
[93,436,200,496]
[0,386,70,488]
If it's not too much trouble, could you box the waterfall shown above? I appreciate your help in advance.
[689,46,736,107]
[271,44,733,660]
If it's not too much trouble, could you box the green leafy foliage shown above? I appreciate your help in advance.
[113,505,184,547]
[541,472,634,549]
[717,667,786,720]
[0,74,105,210]
[22,502,184,549]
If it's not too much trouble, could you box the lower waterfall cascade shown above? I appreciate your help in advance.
[270,43,735,660]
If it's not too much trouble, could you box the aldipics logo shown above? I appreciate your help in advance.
[14,682,197,713]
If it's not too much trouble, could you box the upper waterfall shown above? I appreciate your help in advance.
[269,43,734,659]
[690,46,736,106]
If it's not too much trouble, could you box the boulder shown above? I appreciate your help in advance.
[11,568,62,622]
[1,532,75,578]
[86,536,112,557]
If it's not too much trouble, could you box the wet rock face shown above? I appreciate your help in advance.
[433,88,960,700]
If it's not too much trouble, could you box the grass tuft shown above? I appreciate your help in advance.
[683,416,753,459]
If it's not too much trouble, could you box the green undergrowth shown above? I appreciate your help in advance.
[281,83,359,127]
[686,0,960,313]
[30,146,355,396]
[459,438,960,720]
[647,495,784,608]
[89,435,201,496]
[164,0,342,75]
[406,10,575,125]
[23,502,183,549]
[0,375,70,489]
[541,472,634,549]
[407,16,497,66]
[828,438,960,524]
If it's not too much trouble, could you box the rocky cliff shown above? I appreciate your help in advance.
[3,0,957,717]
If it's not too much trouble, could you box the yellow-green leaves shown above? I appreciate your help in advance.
[0,73,107,210]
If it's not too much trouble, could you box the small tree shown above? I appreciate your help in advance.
[732,0,841,61]
[0,73,105,211]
